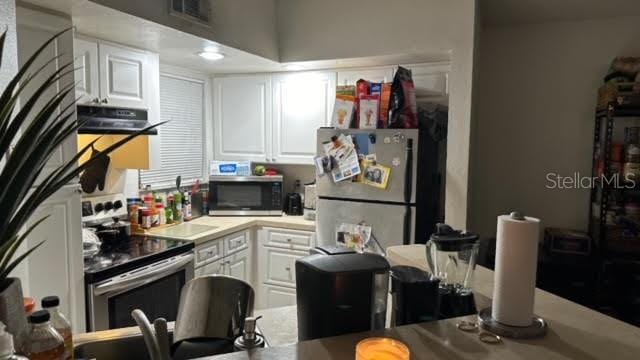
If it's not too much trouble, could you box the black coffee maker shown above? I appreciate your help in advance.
[296,246,390,341]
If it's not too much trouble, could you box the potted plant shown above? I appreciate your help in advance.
[0,29,161,343]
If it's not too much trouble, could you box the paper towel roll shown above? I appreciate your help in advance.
[492,213,540,327]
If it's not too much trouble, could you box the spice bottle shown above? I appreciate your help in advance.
[20,310,65,360]
[41,297,72,360]
[173,192,183,223]
[141,209,152,229]
[156,203,165,225]
[165,196,174,225]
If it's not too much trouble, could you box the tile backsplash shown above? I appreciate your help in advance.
[253,163,315,193]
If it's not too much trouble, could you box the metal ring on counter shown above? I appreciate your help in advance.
[478,332,502,344]
[456,321,478,332]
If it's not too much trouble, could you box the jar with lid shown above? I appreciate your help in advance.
[141,209,152,229]
[20,310,65,360]
[156,203,166,225]
[150,205,160,227]
[41,297,72,360]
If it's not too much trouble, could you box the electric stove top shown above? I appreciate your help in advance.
[84,235,194,284]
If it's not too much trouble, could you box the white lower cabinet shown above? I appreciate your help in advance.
[262,284,297,309]
[194,230,253,286]
[24,185,85,332]
[256,227,315,309]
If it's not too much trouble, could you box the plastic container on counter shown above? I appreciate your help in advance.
[41,296,72,360]
[20,310,65,360]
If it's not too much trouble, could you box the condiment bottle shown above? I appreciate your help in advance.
[173,192,183,223]
[150,204,160,227]
[41,297,72,360]
[0,321,28,360]
[183,191,192,221]
[20,310,65,360]
[165,196,174,225]
[156,203,166,225]
[141,209,152,229]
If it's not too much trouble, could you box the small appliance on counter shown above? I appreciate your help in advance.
[208,175,283,216]
[426,223,479,319]
[296,246,390,341]
[81,193,194,331]
[284,192,303,216]
[390,265,440,326]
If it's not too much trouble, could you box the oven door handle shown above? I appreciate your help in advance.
[93,253,194,296]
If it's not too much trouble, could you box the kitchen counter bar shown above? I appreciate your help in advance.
[202,244,640,360]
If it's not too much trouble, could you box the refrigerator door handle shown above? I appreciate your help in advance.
[404,138,414,203]
[403,205,412,245]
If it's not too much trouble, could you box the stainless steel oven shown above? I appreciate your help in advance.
[208,175,283,216]
[86,252,194,331]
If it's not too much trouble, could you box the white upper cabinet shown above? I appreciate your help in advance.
[401,63,450,102]
[73,37,99,104]
[272,71,336,164]
[337,67,394,86]
[73,36,155,109]
[213,75,272,162]
[98,43,150,108]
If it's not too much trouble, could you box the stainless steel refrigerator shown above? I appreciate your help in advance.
[316,128,445,250]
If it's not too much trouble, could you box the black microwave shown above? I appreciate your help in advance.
[208,176,283,216]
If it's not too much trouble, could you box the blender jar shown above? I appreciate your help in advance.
[426,223,479,319]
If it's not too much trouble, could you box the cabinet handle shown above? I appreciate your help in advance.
[271,158,276,162]
[101,98,108,104]
[285,266,291,271]
[92,97,100,104]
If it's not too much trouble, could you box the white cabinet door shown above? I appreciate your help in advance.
[262,284,296,309]
[98,43,149,108]
[272,71,336,164]
[195,257,225,277]
[213,75,272,162]
[25,185,85,332]
[337,67,394,86]
[400,63,450,102]
[17,22,78,185]
[227,248,250,284]
[73,37,99,104]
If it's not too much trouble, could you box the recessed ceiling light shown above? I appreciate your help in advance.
[284,64,304,71]
[198,51,225,61]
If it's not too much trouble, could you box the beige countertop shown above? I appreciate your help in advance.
[145,215,315,245]
[206,245,640,360]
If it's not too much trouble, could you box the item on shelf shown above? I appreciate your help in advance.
[623,162,640,182]
[612,143,624,162]
[625,202,640,220]
[543,228,592,257]
[336,85,356,97]
[210,161,251,176]
[156,203,166,225]
[389,66,418,129]
[355,79,371,124]
[41,297,72,360]
[625,127,640,145]
[609,161,622,176]
[358,94,380,129]
[332,95,356,129]
[626,143,640,162]
[378,83,392,128]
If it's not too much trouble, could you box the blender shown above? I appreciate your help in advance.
[426,223,479,319]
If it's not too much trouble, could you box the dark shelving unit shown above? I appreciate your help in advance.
[589,102,640,326]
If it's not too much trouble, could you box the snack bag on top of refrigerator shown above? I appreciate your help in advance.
[378,83,392,128]
[389,66,418,128]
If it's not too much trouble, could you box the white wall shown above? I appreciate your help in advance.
[276,0,478,230]
[0,0,18,92]
[89,0,280,61]
[471,16,640,238]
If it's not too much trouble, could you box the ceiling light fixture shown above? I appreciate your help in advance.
[198,50,225,61]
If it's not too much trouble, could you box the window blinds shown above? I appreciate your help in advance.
[140,74,205,187]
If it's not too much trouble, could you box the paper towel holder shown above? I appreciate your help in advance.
[478,307,547,339]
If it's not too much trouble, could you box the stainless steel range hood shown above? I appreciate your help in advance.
[77,105,158,135]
